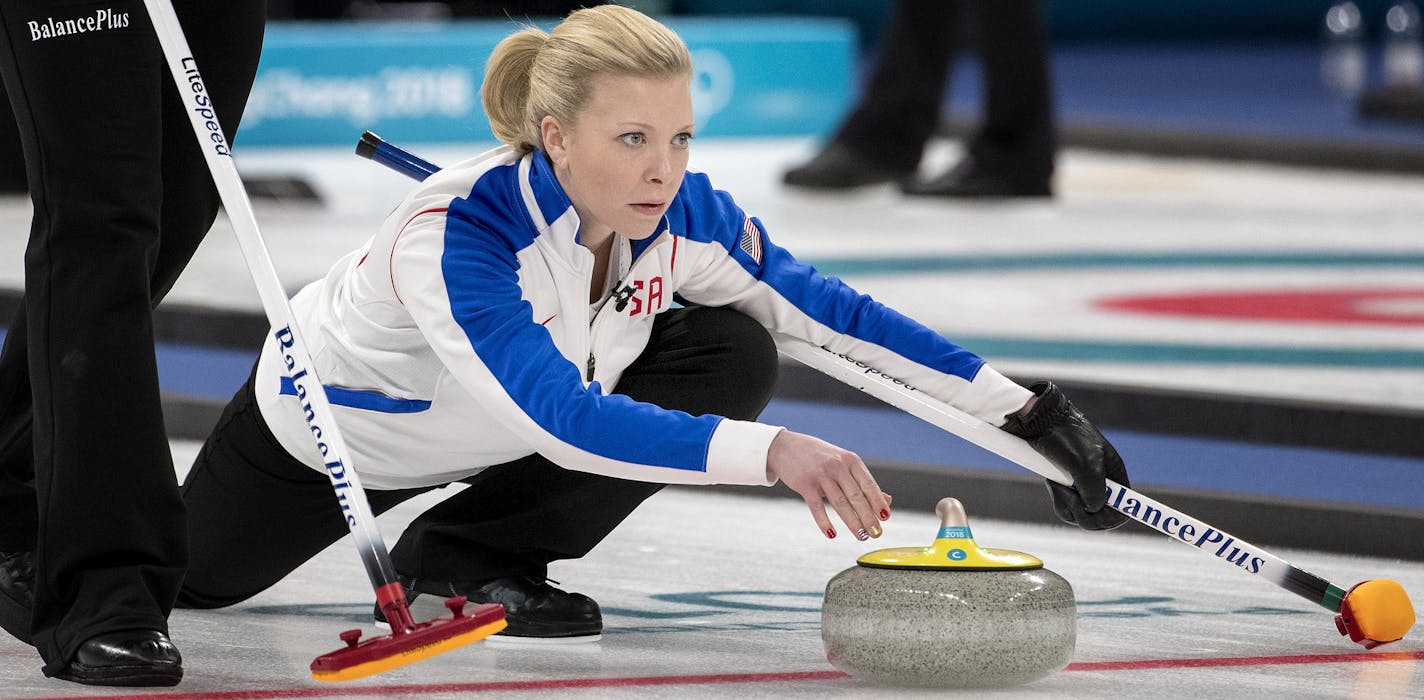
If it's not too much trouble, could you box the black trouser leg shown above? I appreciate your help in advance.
[831,0,960,171]
[6,5,175,667]
[0,311,35,552]
[967,0,1056,182]
[389,306,780,585]
[0,77,22,192]
[0,0,262,552]
[178,367,432,609]
[0,0,263,672]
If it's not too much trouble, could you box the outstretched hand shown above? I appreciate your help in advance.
[1002,381,1131,530]
[767,430,891,540]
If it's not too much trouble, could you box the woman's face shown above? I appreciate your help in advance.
[542,73,694,246]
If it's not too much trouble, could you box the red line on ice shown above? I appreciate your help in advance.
[29,652,1424,699]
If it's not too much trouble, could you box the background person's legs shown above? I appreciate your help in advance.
[901,0,1057,197]
[782,0,959,189]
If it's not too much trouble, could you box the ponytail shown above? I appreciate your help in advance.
[481,28,547,155]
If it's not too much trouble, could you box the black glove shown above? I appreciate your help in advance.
[1001,381,1130,531]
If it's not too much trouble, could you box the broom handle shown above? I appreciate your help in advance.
[144,1,415,631]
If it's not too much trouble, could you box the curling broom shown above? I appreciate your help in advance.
[141,8,506,681]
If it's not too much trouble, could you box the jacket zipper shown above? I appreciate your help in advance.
[586,282,610,382]
[584,234,665,384]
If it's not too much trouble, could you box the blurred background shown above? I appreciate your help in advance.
[6,0,1424,190]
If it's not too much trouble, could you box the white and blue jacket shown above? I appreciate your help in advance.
[255,145,1032,490]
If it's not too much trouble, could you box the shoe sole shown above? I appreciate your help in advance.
[485,632,601,645]
[783,179,901,191]
[376,597,601,643]
[54,663,182,687]
[376,618,601,643]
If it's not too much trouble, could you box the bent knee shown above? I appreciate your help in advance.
[687,306,779,416]
[705,306,778,379]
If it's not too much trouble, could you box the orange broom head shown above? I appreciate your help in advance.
[1335,579,1416,650]
[310,598,506,682]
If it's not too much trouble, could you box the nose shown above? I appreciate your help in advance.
[647,146,673,184]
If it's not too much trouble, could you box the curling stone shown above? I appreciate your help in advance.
[821,498,1075,688]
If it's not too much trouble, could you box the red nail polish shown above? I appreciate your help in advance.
[826,528,836,539]
[880,509,890,520]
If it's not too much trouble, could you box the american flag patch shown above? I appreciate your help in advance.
[739,216,763,264]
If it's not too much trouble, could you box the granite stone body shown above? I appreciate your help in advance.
[821,565,1076,688]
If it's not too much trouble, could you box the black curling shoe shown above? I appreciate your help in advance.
[377,575,602,642]
[900,158,1052,199]
[0,550,34,645]
[55,629,183,686]
[782,143,913,190]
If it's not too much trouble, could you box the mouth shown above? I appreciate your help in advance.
[630,201,666,216]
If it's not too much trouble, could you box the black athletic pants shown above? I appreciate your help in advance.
[0,0,263,674]
[178,306,779,608]
[0,79,21,192]
[833,0,1055,180]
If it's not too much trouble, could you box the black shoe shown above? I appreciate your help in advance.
[782,143,914,190]
[54,629,183,687]
[0,550,34,645]
[900,158,1052,198]
[376,576,601,641]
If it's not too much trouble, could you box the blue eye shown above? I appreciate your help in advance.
[620,133,645,146]
[673,133,694,148]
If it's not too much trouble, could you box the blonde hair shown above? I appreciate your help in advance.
[481,5,693,155]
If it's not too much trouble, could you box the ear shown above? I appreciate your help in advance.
[540,115,567,165]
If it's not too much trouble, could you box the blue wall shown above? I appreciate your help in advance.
[238,17,853,147]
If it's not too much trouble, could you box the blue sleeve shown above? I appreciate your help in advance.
[428,189,723,474]
[668,173,987,383]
